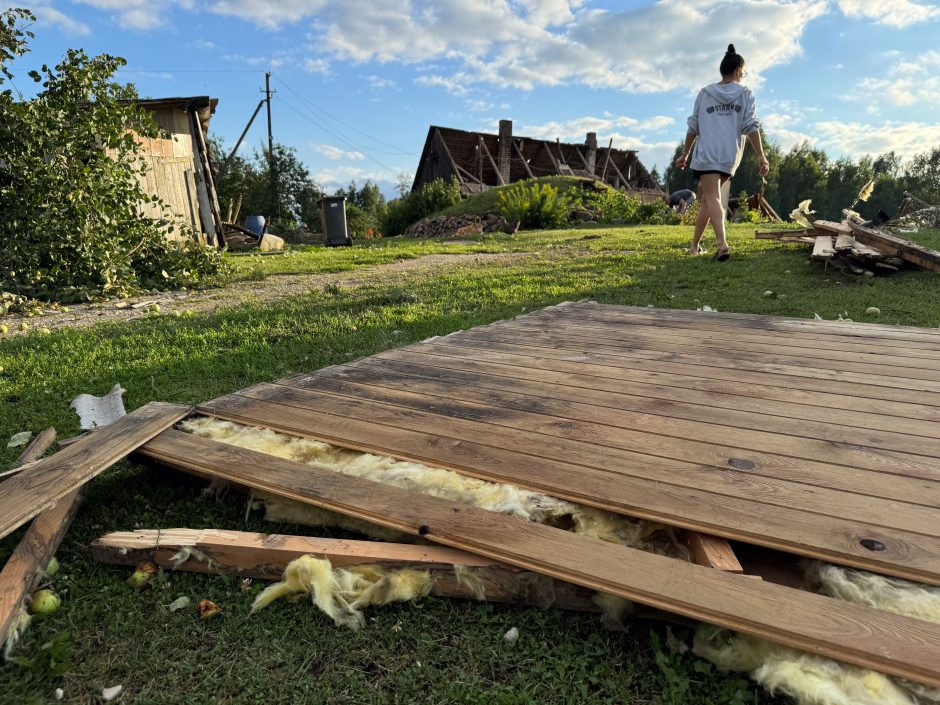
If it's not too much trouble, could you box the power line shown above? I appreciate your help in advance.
[276,96,399,174]
[271,73,416,157]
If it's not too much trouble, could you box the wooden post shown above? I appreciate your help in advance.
[600,138,613,182]
[513,140,534,179]
[477,134,506,186]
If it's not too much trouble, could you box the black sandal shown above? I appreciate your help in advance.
[714,249,730,262]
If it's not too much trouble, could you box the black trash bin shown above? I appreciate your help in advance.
[319,196,352,246]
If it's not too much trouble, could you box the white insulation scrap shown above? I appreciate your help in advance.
[180,416,685,630]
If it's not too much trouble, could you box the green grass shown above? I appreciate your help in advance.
[3,223,939,703]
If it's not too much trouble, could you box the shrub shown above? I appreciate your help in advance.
[381,177,462,236]
[498,181,571,229]
[588,189,680,226]
[0,10,223,302]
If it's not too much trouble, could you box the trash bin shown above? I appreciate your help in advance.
[245,215,266,236]
[319,196,352,246]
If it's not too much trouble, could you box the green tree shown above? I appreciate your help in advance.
[0,8,221,302]
[905,147,940,204]
[775,142,829,217]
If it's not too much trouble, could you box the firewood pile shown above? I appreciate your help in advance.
[757,214,940,276]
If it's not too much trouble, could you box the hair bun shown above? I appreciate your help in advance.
[727,44,737,54]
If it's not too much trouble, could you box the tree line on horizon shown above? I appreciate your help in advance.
[663,132,940,223]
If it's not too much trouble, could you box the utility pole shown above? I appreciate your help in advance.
[264,71,278,221]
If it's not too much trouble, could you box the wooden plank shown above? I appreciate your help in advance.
[0,403,191,540]
[834,233,856,250]
[438,331,940,404]
[579,301,940,345]
[139,429,940,689]
[512,140,535,179]
[851,223,940,272]
[89,528,599,611]
[0,428,56,480]
[322,358,940,479]
[814,220,855,235]
[275,374,940,517]
[684,532,744,574]
[386,343,940,426]
[0,433,80,650]
[192,392,940,585]
[476,135,505,186]
[811,235,835,258]
[523,304,940,360]
[504,315,940,375]
[367,348,940,438]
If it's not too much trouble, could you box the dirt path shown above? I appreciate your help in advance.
[1,252,533,336]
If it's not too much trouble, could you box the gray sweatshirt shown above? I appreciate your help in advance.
[687,82,760,176]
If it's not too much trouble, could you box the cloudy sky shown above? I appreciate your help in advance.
[17,0,940,195]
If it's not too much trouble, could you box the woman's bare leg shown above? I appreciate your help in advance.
[689,184,709,254]
[699,174,729,254]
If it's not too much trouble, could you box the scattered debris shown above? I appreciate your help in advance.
[198,599,221,621]
[6,432,32,450]
[101,684,123,701]
[54,688,64,700]
[503,627,520,643]
[28,589,60,615]
[127,562,158,591]
[168,596,191,612]
[70,383,127,431]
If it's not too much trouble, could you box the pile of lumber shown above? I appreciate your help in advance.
[757,216,940,275]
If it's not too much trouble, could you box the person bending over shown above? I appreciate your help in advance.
[676,44,769,261]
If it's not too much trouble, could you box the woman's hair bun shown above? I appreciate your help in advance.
[727,44,737,54]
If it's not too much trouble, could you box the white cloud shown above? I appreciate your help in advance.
[315,144,366,160]
[31,5,91,36]
[856,51,940,107]
[362,74,395,90]
[836,0,940,27]
[813,120,940,159]
[75,0,193,29]
[516,115,675,142]
[761,112,815,152]
[180,0,826,94]
[304,58,331,75]
[188,40,217,50]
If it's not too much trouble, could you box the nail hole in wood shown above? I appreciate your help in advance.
[859,538,886,552]
[418,525,430,536]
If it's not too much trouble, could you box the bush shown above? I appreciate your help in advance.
[381,177,462,236]
[0,10,224,302]
[498,181,571,229]
[587,189,680,226]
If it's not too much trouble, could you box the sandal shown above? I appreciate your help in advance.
[714,249,731,262]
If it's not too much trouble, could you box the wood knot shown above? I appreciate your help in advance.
[418,525,430,536]
[728,458,756,471]
[859,538,887,552]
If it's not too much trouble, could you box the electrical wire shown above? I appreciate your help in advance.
[271,73,416,157]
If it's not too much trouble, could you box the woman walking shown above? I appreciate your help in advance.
[676,44,769,261]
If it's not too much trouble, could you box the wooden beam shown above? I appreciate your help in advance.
[90,528,600,611]
[811,235,835,258]
[476,135,506,186]
[0,433,83,651]
[433,128,464,187]
[540,141,560,173]
[600,138,613,181]
[683,531,744,574]
[140,429,940,688]
[0,403,191,540]
[850,223,940,273]
[191,111,224,247]
[0,428,56,480]
[813,219,854,235]
[512,140,534,180]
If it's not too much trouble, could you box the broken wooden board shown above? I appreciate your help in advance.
[811,235,835,258]
[0,432,81,650]
[684,532,744,574]
[0,428,56,481]
[813,220,854,235]
[850,223,940,273]
[0,402,190,540]
[90,528,599,611]
[139,429,940,689]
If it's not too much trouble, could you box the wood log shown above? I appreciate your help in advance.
[90,528,600,611]
[0,432,83,651]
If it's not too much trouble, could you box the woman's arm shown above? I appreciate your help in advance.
[746,131,770,176]
[676,132,697,170]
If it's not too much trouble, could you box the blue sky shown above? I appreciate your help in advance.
[15,0,940,197]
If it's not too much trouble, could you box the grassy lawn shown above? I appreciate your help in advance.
[2,223,939,704]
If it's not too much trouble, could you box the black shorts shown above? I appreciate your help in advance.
[693,169,731,180]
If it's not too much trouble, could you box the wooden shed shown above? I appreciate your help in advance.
[412,120,663,199]
[132,96,223,246]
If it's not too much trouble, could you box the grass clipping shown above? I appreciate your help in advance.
[181,417,684,628]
